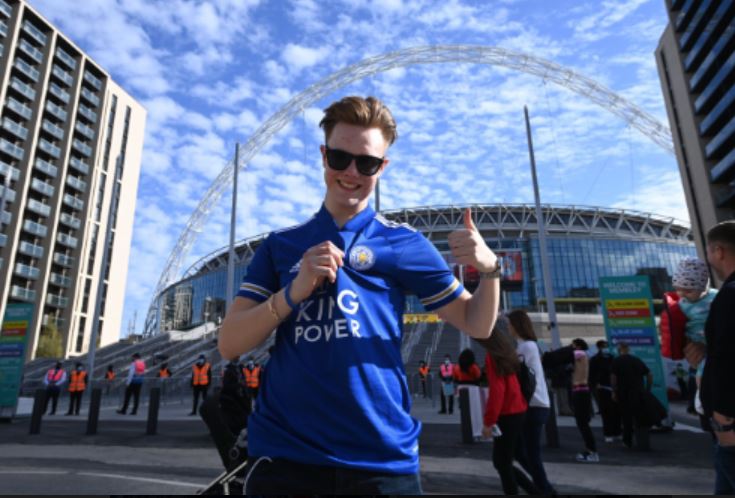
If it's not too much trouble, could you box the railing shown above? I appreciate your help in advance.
[83,71,102,90]
[41,119,64,140]
[11,285,36,302]
[59,212,81,229]
[30,178,54,197]
[22,218,47,237]
[78,104,97,123]
[46,293,69,308]
[35,158,58,178]
[48,82,70,104]
[18,39,43,63]
[0,0,11,18]
[0,160,21,180]
[66,175,87,192]
[51,65,74,87]
[53,252,74,267]
[49,272,72,288]
[72,138,92,157]
[13,58,39,81]
[9,77,35,100]
[63,193,83,210]
[56,232,78,248]
[15,262,40,279]
[6,97,33,120]
[0,138,23,160]
[80,87,100,107]
[0,233,6,247]
[55,47,76,69]
[69,156,89,175]
[21,20,47,45]
[75,121,95,140]
[27,198,51,217]
[0,184,15,203]
[2,118,28,140]
[19,241,43,258]
[45,100,68,121]
[38,138,61,158]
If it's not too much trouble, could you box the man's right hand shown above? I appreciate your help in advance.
[684,342,706,368]
[290,241,344,303]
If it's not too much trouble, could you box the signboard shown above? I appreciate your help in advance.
[0,303,34,418]
[403,313,441,324]
[450,250,524,291]
[599,276,668,412]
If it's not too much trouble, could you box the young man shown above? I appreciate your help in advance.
[589,340,621,443]
[117,353,145,415]
[219,96,501,495]
[689,221,735,494]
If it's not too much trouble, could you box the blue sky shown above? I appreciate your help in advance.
[28,0,687,337]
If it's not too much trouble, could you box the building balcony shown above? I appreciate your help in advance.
[0,0,11,18]
[68,156,89,175]
[49,272,71,288]
[13,58,40,82]
[41,119,64,140]
[62,193,83,210]
[38,138,61,159]
[72,138,92,157]
[59,212,81,230]
[6,97,33,120]
[46,293,68,309]
[27,198,51,217]
[54,47,76,70]
[0,161,21,181]
[30,178,54,197]
[22,218,47,237]
[18,39,43,63]
[83,71,102,90]
[53,252,74,268]
[0,184,16,203]
[10,285,36,302]
[1,209,9,225]
[34,158,58,178]
[66,175,87,192]
[15,262,40,280]
[0,19,7,38]
[9,77,35,101]
[75,121,95,140]
[2,118,28,140]
[0,232,6,247]
[21,20,47,46]
[45,100,68,121]
[56,232,78,248]
[77,105,97,124]
[48,83,70,104]
[80,87,100,108]
[51,65,74,87]
[19,241,44,258]
[0,139,24,160]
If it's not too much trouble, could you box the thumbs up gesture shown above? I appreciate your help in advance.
[448,208,498,272]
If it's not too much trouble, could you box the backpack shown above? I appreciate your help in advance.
[517,355,537,404]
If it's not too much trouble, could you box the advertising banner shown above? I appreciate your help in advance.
[449,250,523,290]
[0,303,34,418]
[599,276,668,412]
[403,313,441,324]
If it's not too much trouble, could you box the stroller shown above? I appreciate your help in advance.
[197,361,253,495]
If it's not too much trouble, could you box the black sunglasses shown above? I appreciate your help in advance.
[324,146,384,176]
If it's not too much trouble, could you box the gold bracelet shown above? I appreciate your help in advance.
[266,295,282,322]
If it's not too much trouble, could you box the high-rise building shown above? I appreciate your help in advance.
[656,1,735,256]
[0,0,146,360]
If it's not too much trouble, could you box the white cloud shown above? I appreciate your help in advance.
[281,43,330,71]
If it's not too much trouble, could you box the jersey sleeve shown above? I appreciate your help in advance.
[394,231,464,311]
[236,234,279,303]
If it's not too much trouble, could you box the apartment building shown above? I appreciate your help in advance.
[0,0,145,359]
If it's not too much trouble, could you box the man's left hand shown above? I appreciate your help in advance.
[714,411,735,446]
[448,208,497,272]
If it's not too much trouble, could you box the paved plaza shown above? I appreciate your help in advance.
[0,395,716,495]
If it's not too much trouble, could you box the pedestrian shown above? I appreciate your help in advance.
[117,353,145,415]
[158,363,171,378]
[672,362,688,400]
[439,354,456,414]
[242,359,260,401]
[689,221,735,494]
[611,342,652,448]
[66,362,87,415]
[570,338,599,463]
[507,309,557,494]
[219,95,501,495]
[418,360,430,397]
[104,365,115,395]
[589,339,622,443]
[476,320,535,495]
[190,354,211,415]
[453,349,481,385]
[43,361,66,415]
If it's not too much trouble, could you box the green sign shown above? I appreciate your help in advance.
[0,303,34,417]
[599,276,669,413]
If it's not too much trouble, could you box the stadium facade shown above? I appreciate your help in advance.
[152,204,696,340]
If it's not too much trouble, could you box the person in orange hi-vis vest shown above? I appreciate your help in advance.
[105,365,115,395]
[243,359,261,401]
[66,362,87,416]
[190,354,211,415]
[418,361,430,398]
[117,353,145,415]
[158,363,172,378]
[43,361,67,415]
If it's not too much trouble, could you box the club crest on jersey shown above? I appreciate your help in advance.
[349,245,375,271]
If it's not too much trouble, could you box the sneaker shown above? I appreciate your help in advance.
[575,451,600,463]
[604,437,614,443]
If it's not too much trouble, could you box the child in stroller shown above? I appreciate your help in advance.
[197,359,252,495]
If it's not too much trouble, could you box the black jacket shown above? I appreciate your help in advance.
[701,271,735,418]
[589,351,614,389]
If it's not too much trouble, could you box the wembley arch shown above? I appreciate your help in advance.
[144,44,675,334]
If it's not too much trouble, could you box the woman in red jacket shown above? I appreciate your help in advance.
[477,321,532,495]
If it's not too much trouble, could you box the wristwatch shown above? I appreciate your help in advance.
[479,259,502,279]
[710,417,735,432]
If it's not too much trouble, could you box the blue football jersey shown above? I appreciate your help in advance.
[237,204,464,474]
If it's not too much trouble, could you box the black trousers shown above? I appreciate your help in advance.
[596,388,621,437]
[192,385,209,413]
[121,383,142,413]
[44,386,60,414]
[492,412,532,495]
[572,390,597,452]
[67,391,84,414]
[618,393,642,446]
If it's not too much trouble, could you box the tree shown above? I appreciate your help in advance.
[36,318,63,358]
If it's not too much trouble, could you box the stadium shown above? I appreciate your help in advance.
[153,203,696,344]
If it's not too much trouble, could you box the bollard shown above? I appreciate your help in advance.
[146,387,161,435]
[86,388,102,435]
[545,388,560,448]
[635,425,650,451]
[29,388,47,435]
[458,388,474,444]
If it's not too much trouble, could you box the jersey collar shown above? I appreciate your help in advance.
[317,203,376,233]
